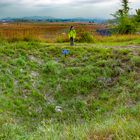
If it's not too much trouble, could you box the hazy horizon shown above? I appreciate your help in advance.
[0,0,140,19]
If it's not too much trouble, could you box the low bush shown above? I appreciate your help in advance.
[78,32,95,43]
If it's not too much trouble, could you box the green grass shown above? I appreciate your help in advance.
[0,40,140,139]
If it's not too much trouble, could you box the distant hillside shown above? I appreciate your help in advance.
[0,16,107,23]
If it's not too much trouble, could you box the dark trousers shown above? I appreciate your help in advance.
[70,37,74,46]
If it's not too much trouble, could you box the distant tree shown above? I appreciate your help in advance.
[113,0,129,19]
[122,0,129,16]
[113,0,136,34]
[135,9,140,22]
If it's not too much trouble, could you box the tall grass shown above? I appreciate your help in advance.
[1,116,140,140]
[95,34,140,42]
[0,23,139,43]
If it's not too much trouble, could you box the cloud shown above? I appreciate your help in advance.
[0,0,118,7]
[0,0,139,18]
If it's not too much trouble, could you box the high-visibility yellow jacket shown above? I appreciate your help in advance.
[68,29,76,39]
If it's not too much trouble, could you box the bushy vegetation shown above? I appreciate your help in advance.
[113,0,138,34]
[135,9,140,23]
[0,39,140,139]
[117,18,136,34]
[78,32,95,43]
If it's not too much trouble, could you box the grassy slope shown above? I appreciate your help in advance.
[0,40,140,140]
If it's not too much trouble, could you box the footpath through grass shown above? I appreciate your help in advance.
[0,40,140,139]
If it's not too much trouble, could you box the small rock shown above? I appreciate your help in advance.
[55,106,62,112]
[20,69,23,72]
[31,71,39,77]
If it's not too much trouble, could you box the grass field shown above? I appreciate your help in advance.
[0,33,140,139]
[0,22,103,42]
[0,22,140,44]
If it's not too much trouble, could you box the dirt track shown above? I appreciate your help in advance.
[110,45,140,49]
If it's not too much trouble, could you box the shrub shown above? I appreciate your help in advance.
[44,60,62,75]
[56,36,69,43]
[79,32,94,43]
[131,56,140,66]
[117,18,137,34]
[113,0,137,34]
[135,9,140,23]
[16,56,26,66]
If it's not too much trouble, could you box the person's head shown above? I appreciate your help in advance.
[70,26,74,30]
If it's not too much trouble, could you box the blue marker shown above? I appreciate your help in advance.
[62,49,69,57]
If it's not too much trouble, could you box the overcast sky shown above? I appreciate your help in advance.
[0,0,140,18]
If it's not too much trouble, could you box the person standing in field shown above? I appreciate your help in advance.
[68,26,76,46]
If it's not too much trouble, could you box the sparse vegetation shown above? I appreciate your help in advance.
[0,38,140,139]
